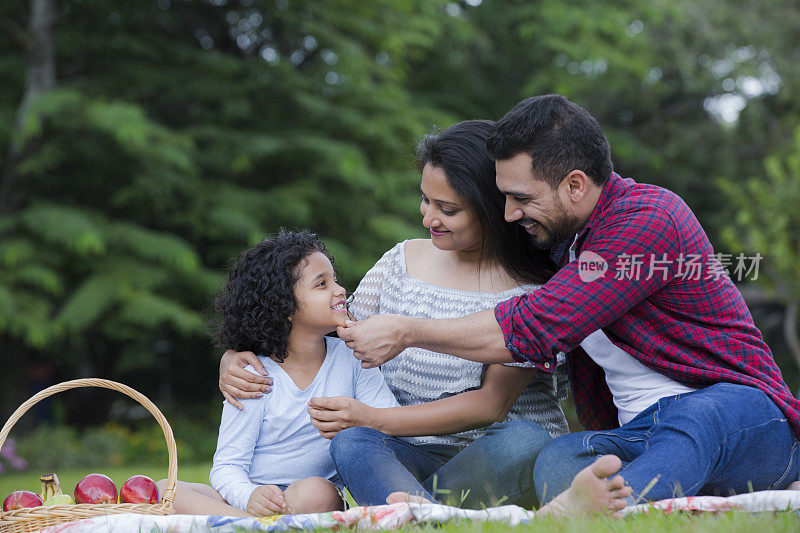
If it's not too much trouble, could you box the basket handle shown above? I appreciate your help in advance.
[0,378,177,505]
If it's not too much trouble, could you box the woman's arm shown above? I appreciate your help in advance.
[308,364,536,438]
[219,351,273,409]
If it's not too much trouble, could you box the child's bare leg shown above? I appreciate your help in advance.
[788,481,800,490]
[283,477,345,514]
[386,492,431,505]
[537,455,631,519]
[156,479,250,517]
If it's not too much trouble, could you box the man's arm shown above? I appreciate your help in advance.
[337,308,512,368]
[406,309,512,363]
[341,204,682,370]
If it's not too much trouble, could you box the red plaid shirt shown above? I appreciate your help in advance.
[495,173,800,439]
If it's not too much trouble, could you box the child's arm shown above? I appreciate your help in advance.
[309,364,537,438]
[209,371,276,511]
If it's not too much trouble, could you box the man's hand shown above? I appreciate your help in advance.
[246,484,286,516]
[307,396,372,439]
[336,315,410,368]
[219,350,273,410]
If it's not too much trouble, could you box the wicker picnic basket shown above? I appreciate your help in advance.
[0,378,177,532]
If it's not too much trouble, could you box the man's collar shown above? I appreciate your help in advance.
[550,238,571,267]
[582,171,622,235]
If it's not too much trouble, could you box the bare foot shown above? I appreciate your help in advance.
[386,492,432,505]
[537,455,631,519]
[787,481,800,491]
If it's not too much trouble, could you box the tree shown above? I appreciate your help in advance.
[407,0,791,243]
[720,126,800,382]
[0,0,452,418]
[2,0,798,421]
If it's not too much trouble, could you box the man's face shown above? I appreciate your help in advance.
[496,153,582,250]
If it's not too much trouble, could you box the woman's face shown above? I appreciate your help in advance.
[419,164,483,253]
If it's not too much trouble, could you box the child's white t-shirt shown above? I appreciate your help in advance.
[209,336,399,510]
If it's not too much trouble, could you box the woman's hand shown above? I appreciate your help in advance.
[246,484,286,516]
[307,396,373,439]
[219,349,273,410]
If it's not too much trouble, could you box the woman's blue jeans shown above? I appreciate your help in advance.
[330,420,552,509]
[533,383,800,505]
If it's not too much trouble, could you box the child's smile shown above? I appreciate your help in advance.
[292,252,349,331]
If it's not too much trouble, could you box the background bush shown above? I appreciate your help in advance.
[1,0,799,445]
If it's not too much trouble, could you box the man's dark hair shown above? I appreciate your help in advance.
[209,229,331,363]
[416,120,556,284]
[487,94,613,188]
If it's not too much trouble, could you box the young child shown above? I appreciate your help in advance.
[158,230,398,517]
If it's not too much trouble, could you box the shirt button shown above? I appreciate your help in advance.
[544,362,551,369]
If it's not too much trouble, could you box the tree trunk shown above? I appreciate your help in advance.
[0,0,57,214]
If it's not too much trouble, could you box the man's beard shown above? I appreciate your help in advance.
[522,203,582,251]
[527,221,576,250]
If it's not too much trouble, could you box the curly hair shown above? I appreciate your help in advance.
[209,229,332,363]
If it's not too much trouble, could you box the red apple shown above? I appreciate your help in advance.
[119,475,159,504]
[74,473,117,504]
[3,490,44,511]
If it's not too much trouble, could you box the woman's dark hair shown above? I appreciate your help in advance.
[209,229,332,362]
[415,120,556,284]
[487,94,613,188]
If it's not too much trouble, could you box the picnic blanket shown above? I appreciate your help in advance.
[41,491,800,532]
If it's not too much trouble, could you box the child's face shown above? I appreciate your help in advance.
[291,251,349,332]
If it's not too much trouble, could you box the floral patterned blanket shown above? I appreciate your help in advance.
[42,491,800,532]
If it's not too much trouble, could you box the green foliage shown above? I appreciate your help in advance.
[1,0,799,418]
[0,0,451,402]
[720,125,800,300]
[405,0,790,243]
[14,418,218,472]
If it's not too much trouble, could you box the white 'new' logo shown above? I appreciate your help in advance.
[577,251,608,282]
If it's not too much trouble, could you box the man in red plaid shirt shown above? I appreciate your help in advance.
[340,95,800,509]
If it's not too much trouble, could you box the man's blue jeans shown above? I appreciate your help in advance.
[330,420,552,509]
[533,383,800,504]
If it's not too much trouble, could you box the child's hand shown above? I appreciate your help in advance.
[308,396,370,439]
[247,484,286,516]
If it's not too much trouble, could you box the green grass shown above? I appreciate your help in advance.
[0,462,212,498]
[413,512,799,532]
[1,465,797,532]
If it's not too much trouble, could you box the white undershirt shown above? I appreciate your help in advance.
[568,236,695,425]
